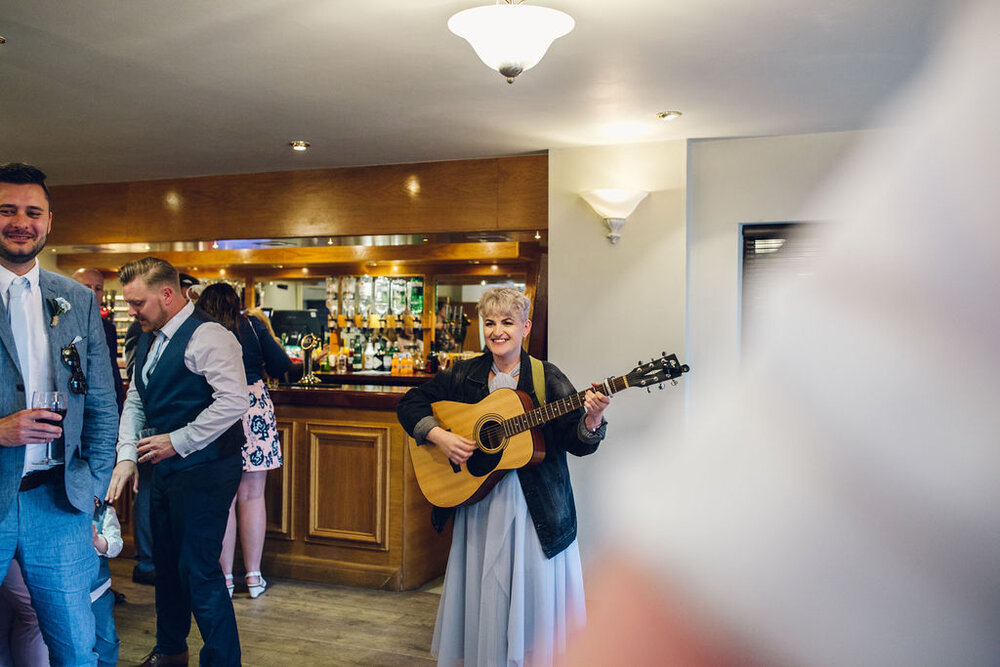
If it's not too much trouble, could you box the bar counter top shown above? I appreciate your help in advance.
[269,382,413,410]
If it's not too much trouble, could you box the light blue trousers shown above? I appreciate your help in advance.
[0,480,98,666]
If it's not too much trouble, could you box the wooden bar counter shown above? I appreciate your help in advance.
[260,383,451,591]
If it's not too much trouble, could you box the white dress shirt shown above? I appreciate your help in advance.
[0,260,58,474]
[117,301,248,463]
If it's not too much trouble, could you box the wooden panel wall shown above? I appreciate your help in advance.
[307,422,390,549]
[262,398,451,591]
[47,154,548,246]
[265,421,294,540]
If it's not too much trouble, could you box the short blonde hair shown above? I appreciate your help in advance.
[118,256,178,290]
[477,287,531,323]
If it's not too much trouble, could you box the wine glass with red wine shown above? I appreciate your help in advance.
[31,390,66,465]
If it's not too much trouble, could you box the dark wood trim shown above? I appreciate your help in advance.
[47,155,547,246]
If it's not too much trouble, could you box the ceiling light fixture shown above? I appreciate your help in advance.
[288,140,310,151]
[448,1,574,84]
[656,110,683,121]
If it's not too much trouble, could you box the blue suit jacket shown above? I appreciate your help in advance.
[0,268,119,516]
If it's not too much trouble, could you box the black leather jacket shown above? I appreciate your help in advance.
[397,350,606,558]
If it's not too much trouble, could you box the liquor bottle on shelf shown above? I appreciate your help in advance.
[390,278,407,316]
[352,340,364,372]
[326,276,339,319]
[382,338,394,372]
[371,337,383,371]
[408,278,424,316]
[373,276,390,316]
[358,276,373,317]
[341,276,356,318]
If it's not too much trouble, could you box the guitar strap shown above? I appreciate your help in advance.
[529,355,546,405]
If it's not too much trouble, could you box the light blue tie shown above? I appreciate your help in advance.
[7,277,30,383]
[142,331,167,382]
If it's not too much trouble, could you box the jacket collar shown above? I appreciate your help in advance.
[465,349,532,391]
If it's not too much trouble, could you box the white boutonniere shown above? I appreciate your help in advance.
[47,296,71,327]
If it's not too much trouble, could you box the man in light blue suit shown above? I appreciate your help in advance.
[0,163,118,664]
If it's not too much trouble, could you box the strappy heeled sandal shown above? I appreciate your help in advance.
[245,571,267,599]
[224,573,234,598]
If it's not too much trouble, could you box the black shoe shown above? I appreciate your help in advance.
[132,567,156,585]
[138,649,188,666]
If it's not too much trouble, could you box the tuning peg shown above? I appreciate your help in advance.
[671,379,678,386]
[658,383,664,390]
[637,360,642,366]
[646,387,651,393]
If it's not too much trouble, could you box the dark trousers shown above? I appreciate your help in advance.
[133,460,154,573]
[151,453,242,666]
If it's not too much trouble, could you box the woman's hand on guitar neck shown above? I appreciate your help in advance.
[584,384,611,431]
[428,426,476,465]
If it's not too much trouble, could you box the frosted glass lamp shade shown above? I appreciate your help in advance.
[580,189,650,244]
[448,4,575,83]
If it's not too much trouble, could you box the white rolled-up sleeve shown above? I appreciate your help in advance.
[115,381,145,463]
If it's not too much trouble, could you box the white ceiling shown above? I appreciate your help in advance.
[1,0,948,186]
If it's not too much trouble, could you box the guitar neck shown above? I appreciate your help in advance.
[504,375,628,436]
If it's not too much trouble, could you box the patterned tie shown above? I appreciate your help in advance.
[7,277,30,382]
[142,331,167,382]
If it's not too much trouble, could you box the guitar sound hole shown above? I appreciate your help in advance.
[475,417,505,454]
[479,424,504,452]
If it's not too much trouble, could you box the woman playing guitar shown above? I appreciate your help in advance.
[397,287,610,666]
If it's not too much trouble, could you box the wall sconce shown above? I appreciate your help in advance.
[579,189,649,244]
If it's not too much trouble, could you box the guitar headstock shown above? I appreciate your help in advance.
[626,352,690,389]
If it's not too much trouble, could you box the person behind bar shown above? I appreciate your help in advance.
[397,286,611,665]
[0,162,118,663]
[71,268,125,414]
[196,283,290,600]
[106,257,248,666]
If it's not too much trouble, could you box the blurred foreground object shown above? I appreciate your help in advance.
[575,1,1000,664]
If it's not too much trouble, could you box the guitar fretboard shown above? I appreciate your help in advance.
[503,375,628,437]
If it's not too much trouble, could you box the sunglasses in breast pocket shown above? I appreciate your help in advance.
[60,343,88,395]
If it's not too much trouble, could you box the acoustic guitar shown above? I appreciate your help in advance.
[408,352,690,508]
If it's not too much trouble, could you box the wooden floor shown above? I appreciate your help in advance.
[109,558,441,666]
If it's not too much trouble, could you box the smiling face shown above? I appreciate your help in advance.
[0,182,52,274]
[482,309,531,367]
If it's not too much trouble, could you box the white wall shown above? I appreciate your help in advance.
[259,281,299,310]
[548,141,688,564]
[548,132,872,573]
[685,131,868,411]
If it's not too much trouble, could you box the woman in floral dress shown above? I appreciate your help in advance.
[197,284,291,599]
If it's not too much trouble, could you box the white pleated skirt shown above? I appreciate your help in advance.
[431,473,587,666]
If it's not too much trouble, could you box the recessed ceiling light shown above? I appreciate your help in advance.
[656,110,682,121]
[288,140,310,151]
